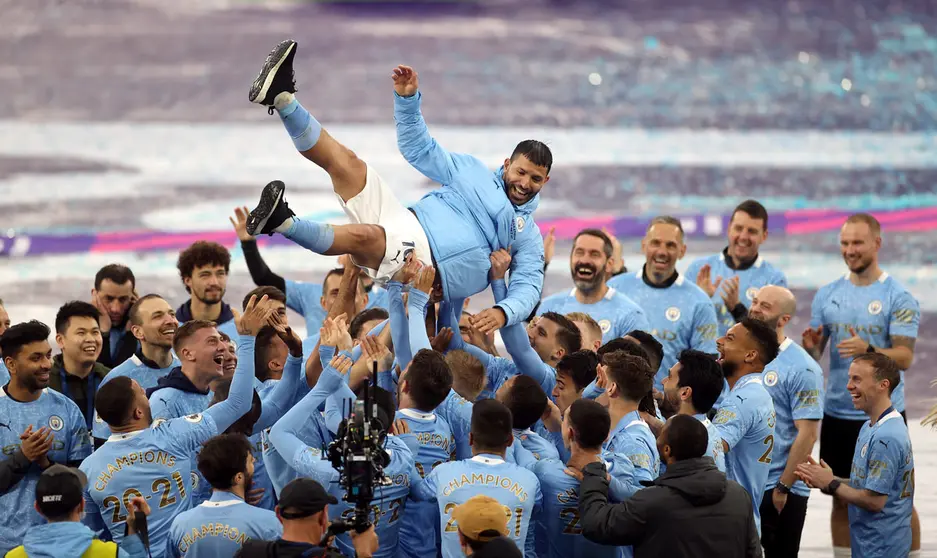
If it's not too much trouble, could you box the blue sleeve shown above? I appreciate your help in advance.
[67,404,92,461]
[772,268,788,288]
[386,281,413,368]
[204,335,256,432]
[438,299,465,351]
[393,91,458,185]
[582,380,605,400]
[809,289,826,332]
[888,289,920,339]
[117,534,147,558]
[712,398,750,450]
[325,382,357,435]
[407,289,433,355]
[790,365,824,420]
[410,466,439,502]
[81,486,107,534]
[149,392,172,421]
[691,301,719,353]
[508,438,538,469]
[285,279,321,316]
[352,320,389,361]
[496,232,545,326]
[684,259,704,285]
[497,284,555,393]
[605,453,640,501]
[254,354,306,432]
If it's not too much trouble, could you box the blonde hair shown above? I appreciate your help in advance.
[445,350,486,401]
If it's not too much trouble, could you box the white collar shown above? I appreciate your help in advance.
[779,338,793,352]
[398,408,436,421]
[567,287,617,301]
[876,409,903,427]
[107,429,146,442]
[470,455,506,465]
[201,499,244,508]
[843,271,889,282]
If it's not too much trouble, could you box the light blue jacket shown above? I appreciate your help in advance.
[13,521,146,558]
[394,92,545,326]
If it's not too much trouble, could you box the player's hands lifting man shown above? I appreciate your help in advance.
[468,250,512,334]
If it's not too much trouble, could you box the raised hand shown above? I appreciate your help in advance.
[90,290,113,333]
[236,295,273,336]
[229,206,255,242]
[469,308,506,335]
[392,257,422,285]
[328,354,354,377]
[801,326,824,351]
[361,335,394,372]
[720,276,741,309]
[391,65,419,97]
[414,264,436,295]
[836,327,870,359]
[20,426,54,464]
[695,264,723,298]
[601,226,624,273]
[489,249,512,281]
[430,327,454,353]
[268,311,303,357]
[543,227,556,266]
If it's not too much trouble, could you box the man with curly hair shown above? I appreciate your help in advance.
[176,241,238,339]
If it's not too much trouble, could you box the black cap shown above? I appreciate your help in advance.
[473,536,524,558]
[35,465,87,518]
[278,478,338,519]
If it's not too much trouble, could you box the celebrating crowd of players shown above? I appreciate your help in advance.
[0,39,923,558]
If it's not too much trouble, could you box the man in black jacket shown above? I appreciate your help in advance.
[579,414,762,558]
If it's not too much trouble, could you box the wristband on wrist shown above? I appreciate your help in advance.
[775,482,791,495]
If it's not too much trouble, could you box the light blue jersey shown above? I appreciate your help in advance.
[411,454,542,558]
[285,279,326,334]
[848,408,914,558]
[810,272,920,420]
[712,373,775,534]
[514,428,560,462]
[260,413,331,497]
[538,287,649,343]
[0,388,91,555]
[396,409,455,558]
[762,338,823,496]
[694,414,726,473]
[685,251,788,337]
[0,360,8,386]
[93,353,181,440]
[150,387,212,422]
[603,411,660,483]
[435,390,474,460]
[608,270,719,388]
[167,491,282,558]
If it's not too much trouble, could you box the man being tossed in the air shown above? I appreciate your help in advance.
[246,40,550,333]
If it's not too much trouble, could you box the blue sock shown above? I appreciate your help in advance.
[283,217,334,254]
[278,98,322,152]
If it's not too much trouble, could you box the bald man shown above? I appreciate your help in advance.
[748,286,823,557]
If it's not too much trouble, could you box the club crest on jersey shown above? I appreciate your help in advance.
[860,444,868,458]
[184,413,203,423]
[598,319,612,333]
[152,418,167,428]
[515,217,525,233]
[868,300,883,315]
[94,412,103,424]
[763,371,779,387]
[48,416,64,431]
[746,287,758,301]
[666,307,681,322]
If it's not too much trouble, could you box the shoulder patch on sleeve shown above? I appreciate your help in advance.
[184,413,203,423]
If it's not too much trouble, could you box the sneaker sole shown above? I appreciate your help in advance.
[247,181,286,236]
[249,40,296,105]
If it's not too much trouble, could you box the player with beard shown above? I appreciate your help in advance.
[539,229,649,342]
[176,241,238,340]
[168,434,282,558]
[746,286,823,557]
[712,317,778,535]
[49,301,109,431]
[660,349,726,472]
[685,200,787,337]
[801,213,921,557]
[609,217,718,389]
[0,299,10,384]
[246,41,550,334]
[0,321,92,555]
[92,264,140,368]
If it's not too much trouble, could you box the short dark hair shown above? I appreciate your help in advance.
[568,399,611,450]
[243,286,286,311]
[95,376,136,427]
[0,320,51,360]
[598,337,649,363]
[254,326,282,382]
[176,241,231,291]
[349,308,389,340]
[172,320,217,356]
[471,399,513,451]
[572,229,613,259]
[852,353,902,395]
[555,350,599,392]
[646,216,684,238]
[368,386,396,430]
[54,301,100,335]
[129,294,168,326]
[845,213,882,237]
[739,317,780,366]
[676,350,724,413]
[503,375,548,430]
[446,350,486,400]
[404,349,453,412]
[625,330,665,371]
[198,434,253,490]
[664,414,709,461]
[603,350,655,402]
[511,140,553,173]
[94,264,136,290]
[731,200,769,230]
[541,312,582,356]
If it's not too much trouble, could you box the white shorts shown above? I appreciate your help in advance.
[336,164,432,283]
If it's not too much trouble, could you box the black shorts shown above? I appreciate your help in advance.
[819,412,907,478]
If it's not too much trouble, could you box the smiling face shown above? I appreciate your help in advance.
[570,233,611,294]
[179,326,226,381]
[56,315,103,367]
[727,211,767,263]
[502,154,550,206]
[642,223,686,280]
[8,340,53,393]
[132,297,178,349]
[840,221,881,275]
[186,264,228,305]
[846,359,890,414]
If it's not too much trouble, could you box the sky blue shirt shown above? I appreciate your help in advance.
[285,279,389,334]
[0,388,92,555]
[435,390,474,461]
[411,454,542,558]
[0,361,8,386]
[810,271,920,420]
[93,353,181,439]
[167,491,282,557]
[762,338,824,496]
[609,270,719,388]
[713,373,775,534]
[847,409,914,558]
[685,252,788,337]
[603,410,660,483]
[694,414,726,473]
[514,428,560,462]
[537,287,649,343]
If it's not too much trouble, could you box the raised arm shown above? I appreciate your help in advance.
[232,206,287,292]
[254,318,308,432]
[470,232,545,333]
[392,66,458,185]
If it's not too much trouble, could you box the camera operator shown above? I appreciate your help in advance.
[235,477,379,558]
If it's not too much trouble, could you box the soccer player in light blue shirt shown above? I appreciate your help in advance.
[796,354,913,558]
[747,286,823,555]
[609,218,718,389]
[0,321,92,555]
[80,326,259,558]
[685,200,788,337]
[497,375,560,462]
[93,295,181,442]
[167,434,282,557]
[660,349,726,473]
[410,399,542,558]
[712,318,779,535]
[539,229,649,342]
[174,241,240,341]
